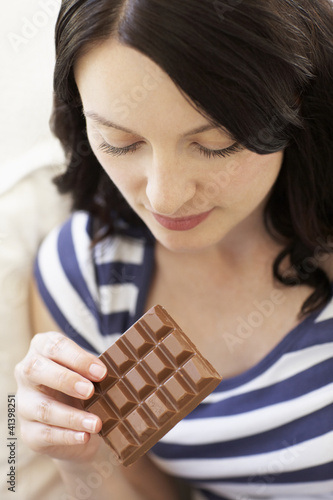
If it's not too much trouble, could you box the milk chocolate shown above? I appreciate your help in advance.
[82,305,222,466]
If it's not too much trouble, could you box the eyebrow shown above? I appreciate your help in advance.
[83,110,219,137]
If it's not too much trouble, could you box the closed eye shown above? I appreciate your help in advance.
[195,142,243,158]
[98,141,142,157]
[97,141,243,158]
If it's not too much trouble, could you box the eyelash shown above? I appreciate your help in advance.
[97,141,243,158]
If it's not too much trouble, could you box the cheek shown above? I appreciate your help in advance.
[110,169,142,198]
[202,158,244,201]
[98,155,142,198]
[206,150,283,205]
[92,155,144,207]
[244,151,283,196]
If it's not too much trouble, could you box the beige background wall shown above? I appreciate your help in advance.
[1,2,71,498]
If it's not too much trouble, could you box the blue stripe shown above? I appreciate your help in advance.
[212,322,309,393]
[186,357,333,419]
[212,308,333,393]
[152,404,333,460]
[287,316,333,352]
[101,310,133,338]
[84,211,94,239]
[34,258,98,354]
[95,262,142,287]
[57,217,104,334]
[133,239,155,324]
[94,249,154,337]
[189,461,333,486]
[197,489,226,500]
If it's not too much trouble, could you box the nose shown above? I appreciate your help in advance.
[145,153,196,216]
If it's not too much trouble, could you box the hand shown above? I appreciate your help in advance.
[15,331,108,462]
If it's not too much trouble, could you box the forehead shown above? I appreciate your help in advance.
[75,38,166,89]
[74,38,214,135]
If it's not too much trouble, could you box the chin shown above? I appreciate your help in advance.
[151,227,221,254]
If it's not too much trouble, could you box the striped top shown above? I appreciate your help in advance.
[34,211,333,500]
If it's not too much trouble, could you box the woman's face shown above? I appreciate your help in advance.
[75,39,284,253]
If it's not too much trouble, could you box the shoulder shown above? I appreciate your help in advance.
[34,211,154,353]
[36,210,150,281]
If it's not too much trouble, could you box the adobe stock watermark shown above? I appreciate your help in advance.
[237,439,306,500]
[223,289,286,353]
[214,0,243,21]
[60,450,124,500]
[50,138,92,178]
[108,65,164,121]
[223,233,333,353]
[50,65,163,173]
[177,156,243,219]
[196,158,242,209]
[176,104,292,219]
[247,104,294,151]
[7,0,61,53]
[282,235,333,286]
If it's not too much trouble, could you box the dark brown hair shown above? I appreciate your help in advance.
[51,0,333,316]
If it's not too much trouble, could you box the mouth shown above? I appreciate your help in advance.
[151,209,214,231]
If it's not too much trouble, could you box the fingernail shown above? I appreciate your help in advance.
[89,363,107,379]
[74,432,86,442]
[75,381,93,397]
[83,418,97,432]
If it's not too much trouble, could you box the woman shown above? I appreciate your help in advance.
[15,0,333,499]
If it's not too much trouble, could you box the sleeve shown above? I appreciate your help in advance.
[34,211,109,355]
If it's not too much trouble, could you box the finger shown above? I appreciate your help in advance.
[20,420,91,452]
[32,332,107,381]
[18,390,102,434]
[17,354,96,399]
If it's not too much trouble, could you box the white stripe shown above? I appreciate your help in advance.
[150,431,333,480]
[316,297,333,323]
[204,343,333,404]
[159,383,333,444]
[194,480,333,499]
[38,225,106,354]
[71,212,99,303]
[94,233,145,265]
[100,333,122,350]
[100,284,139,316]
[72,211,141,325]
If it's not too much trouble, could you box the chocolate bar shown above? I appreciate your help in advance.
[82,305,222,466]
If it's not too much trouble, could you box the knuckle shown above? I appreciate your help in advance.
[63,429,75,446]
[67,409,78,430]
[70,350,86,370]
[22,356,42,378]
[57,368,71,390]
[37,400,52,423]
[44,333,67,358]
[41,425,54,445]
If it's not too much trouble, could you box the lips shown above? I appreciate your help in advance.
[151,209,214,231]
